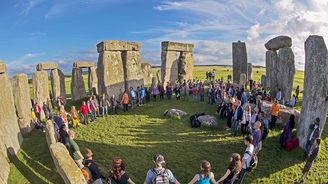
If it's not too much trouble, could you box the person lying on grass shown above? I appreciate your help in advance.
[188,160,216,184]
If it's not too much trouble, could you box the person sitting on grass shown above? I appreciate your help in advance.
[84,148,103,184]
[144,154,180,184]
[237,136,254,184]
[188,160,215,184]
[216,153,242,184]
[31,107,45,132]
[79,101,89,124]
[107,157,135,184]
[66,130,84,169]
[70,106,80,128]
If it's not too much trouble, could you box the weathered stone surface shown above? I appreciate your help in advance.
[141,63,153,85]
[45,120,57,147]
[73,61,94,68]
[164,109,187,119]
[88,67,98,95]
[181,51,194,81]
[97,50,125,98]
[261,75,267,89]
[161,50,179,85]
[71,68,86,101]
[277,47,295,102]
[151,77,157,87]
[0,61,6,74]
[198,115,218,127]
[0,139,10,184]
[122,51,144,90]
[265,36,292,51]
[33,71,49,119]
[12,74,33,134]
[162,41,194,52]
[49,142,86,184]
[265,50,278,96]
[0,73,23,155]
[51,69,66,102]
[232,41,248,84]
[247,63,253,81]
[36,62,58,71]
[97,40,140,52]
[239,73,247,86]
[297,35,328,149]
[261,101,300,125]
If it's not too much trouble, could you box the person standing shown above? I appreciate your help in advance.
[35,102,42,121]
[107,157,136,184]
[100,94,108,117]
[216,153,242,184]
[84,148,103,184]
[70,106,80,128]
[305,118,321,157]
[270,99,280,130]
[295,85,300,100]
[241,105,251,137]
[93,95,100,117]
[233,101,243,136]
[129,87,136,109]
[87,97,96,122]
[237,136,254,184]
[42,102,51,120]
[121,91,129,112]
[65,130,84,169]
[187,160,215,184]
[79,101,89,124]
[140,85,145,105]
[276,88,282,104]
[252,121,262,154]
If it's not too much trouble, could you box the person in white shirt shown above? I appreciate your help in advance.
[276,88,282,103]
[238,135,254,183]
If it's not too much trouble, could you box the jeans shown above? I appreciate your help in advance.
[123,104,128,112]
[102,106,108,117]
[270,116,277,129]
[233,120,240,136]
[193,95,197,101]
[83,114,88,124]
[131,98,136,109]
[237,168,247,184]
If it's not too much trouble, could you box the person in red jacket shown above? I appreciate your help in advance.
[79,101,89,124]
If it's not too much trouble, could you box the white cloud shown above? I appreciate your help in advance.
[19,0,46,15]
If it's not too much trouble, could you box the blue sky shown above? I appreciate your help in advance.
[1,0,327,76]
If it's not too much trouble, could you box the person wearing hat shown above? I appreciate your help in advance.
[144,154,180,184]
[84,148,103,184]
[305,118,321,157]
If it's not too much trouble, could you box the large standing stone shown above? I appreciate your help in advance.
[71,68,86,101]
[0,138,10,184]
[45,120,57,147]
[141,63,153,85]
[12,74,33,134]
[265,36,292,51]
[0,71,23,155]
[232,41,248,84]
[277,47,295,102]
[180,51,194,82]
[88,67,98,95]
[261,75,267,89]
[297,35,328,149]
[51,69,66,102]
[239,73,247,86]
[122,51,144,90]
[151,77,157,87]
[33,71,49,119]
[265,50,278,96]
[49,142,87,184]
[161,50,179,85]
[247,63,253,81]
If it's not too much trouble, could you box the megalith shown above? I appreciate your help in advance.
[297,35,328,149]
[36,62,58,71]
[50,69,66,103]
[261,75,267,89]
[71,67,86,101]
[161,41,194,86]
[141,63,153,85]
[88,66,98,95]
[122,50,144,90]
[265,36,292,51]
[12,74,33,134]
[277,47,295,102]
[33,70,49,119]
[0,62,23,155]
[0,138,10,184]
[247,63,253,81]
[232,41,248,84]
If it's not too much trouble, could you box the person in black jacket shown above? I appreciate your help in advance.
[233,100,243,136]
[84,148,103,184]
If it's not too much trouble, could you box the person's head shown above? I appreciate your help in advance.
[84,148,93,159]
[200,160,211,178]
[246,104,251,113]
[71,106,76,111]
[229,153,242,174]
[31,108,34,112]
[89,96,92,101]
[111,157,125,180]
[68,130,75,139]
[244,135,253,146]
[130,87,133,90]
[315,117,320,125]
[253,121,261,130]
[153,154,166,167]
[278,88,281,91]
[82,101,86,105]
[60,124,67,132]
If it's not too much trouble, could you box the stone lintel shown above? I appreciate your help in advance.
[36,62,58,71]
[97,40,140,53]
[73,61,95,68]
[161,41,194,52]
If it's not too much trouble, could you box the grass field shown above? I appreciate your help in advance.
[9,66,328,184]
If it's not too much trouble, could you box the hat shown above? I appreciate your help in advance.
[153,154,165,165]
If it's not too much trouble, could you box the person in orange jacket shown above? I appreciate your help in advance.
[121,91,129,112]
[270,99,280,129]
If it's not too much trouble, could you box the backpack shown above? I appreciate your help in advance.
[81,167,93,184]
[151,168,170,184]
[245,151,258,172]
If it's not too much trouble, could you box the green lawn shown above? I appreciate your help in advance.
[9,66,328,184]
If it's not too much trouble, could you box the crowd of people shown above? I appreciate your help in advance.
[29,71,322,184]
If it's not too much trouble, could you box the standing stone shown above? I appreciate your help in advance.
[71,68,86,101]
[33,71,49,119]
[122,50,144,90]
[0,69,23,155]
[161,50,179,85]
[151,77,157,87]
[265,50,278,96]
[239,73,247,86]
[0,61,6,74]
[88,67,98,95]
[232,41,248,84]
[277,47,295,102]
[181,51,194,81]
[12,74,33,134]
[261,75,267,89]
[265,36,292,51]
[247,63,253,81]
[97,50,125,98]
[50,69,61,100]
[58,69,66,103]
[0,137,10,184]
[141,63,153,85]
[297,35,328,149]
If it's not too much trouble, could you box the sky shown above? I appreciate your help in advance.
[0,0,328,76]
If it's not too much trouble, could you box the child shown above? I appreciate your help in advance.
[83,148,102,184]
[70,106,80,128]
[188,160,216,184]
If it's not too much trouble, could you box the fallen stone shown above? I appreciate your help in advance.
[261,101,300,125]
[265,36,292,51]
[36,62,58,71]
[164,109,187,119]
[198,115,218,127]
[73,61,94,68]
[297,35,328,149]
